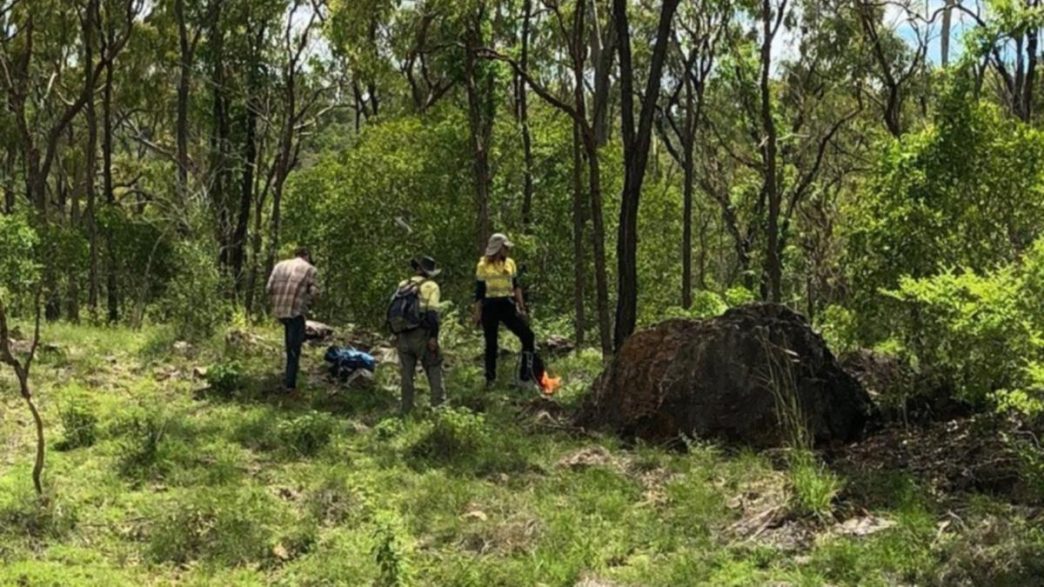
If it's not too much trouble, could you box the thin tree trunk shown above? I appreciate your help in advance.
[681,76,695,309]
[519,0,535,229]
[592,1,615,148]
[102,38,118,323]
[67,128,81,323]
[760,0,782,303]
[209,0,232,271]
[571,120,587,348]
[231,24,264,292]
[0,297,45,496]
[1026,5,1038,121]
[612,0,681,348]
[2,146,14,214]
[465,30,492,253]
[175,0,191,205]
[84,0,99,316]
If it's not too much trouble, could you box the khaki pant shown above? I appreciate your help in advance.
[397,328,445,413]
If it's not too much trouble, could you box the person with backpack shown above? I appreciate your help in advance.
[388,256,445,414]
[472,233,537,388]
[266,246,320,396]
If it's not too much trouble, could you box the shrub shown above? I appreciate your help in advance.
[55,403,98,451]
[788,450,842,520]
[205,361,244,397]
[408,407,489,462]
[278,413,337,457]
[372,510,414,587]
[153,240,231,340]
[0,485,77,540]
[147,487,282,566]
[117,412,174,480]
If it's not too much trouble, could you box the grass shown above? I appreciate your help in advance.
[0,321,1041,585]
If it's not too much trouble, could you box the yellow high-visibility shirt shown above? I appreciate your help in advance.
[476,257,517,299]
[398,276,440,311]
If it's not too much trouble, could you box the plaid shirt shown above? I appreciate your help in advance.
[266,257,319,319]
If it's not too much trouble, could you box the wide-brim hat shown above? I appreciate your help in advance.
[484,233,514,257]
[411,256,441,277]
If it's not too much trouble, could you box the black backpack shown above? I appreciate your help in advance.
[387,280,424,334]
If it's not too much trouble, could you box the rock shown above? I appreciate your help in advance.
[577,303,873,448]
[544,335,575,356]
[305,320,335,341]
[831,515,896,538]
[556,446,618,470]
[172,341,192,355]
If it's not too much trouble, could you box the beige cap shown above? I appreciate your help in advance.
[484,233,514,257]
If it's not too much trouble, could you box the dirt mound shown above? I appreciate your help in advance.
[577,303,873,448]
[832,415,1033,502]
[840,349,972,425]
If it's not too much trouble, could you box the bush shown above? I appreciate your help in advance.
[147,487,283,566]
[153,240,231,340]
[372,510,414,587]
[0,484,77,540]
[55,403,98,451]
[278,413,337,457]
[205,361,244,397]
[408,407,489,462]
[788,450,842,520]
[116,412,174,480]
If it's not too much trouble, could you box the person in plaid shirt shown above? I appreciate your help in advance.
[266,247,319,394]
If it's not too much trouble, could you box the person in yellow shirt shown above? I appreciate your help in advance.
[472,233,535,387]
[394,256,445,413]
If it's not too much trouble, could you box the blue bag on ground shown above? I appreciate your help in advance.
[324,346,377,382]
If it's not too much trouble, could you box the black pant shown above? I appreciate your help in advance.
[481,298,535,383]
[280,315,306,389]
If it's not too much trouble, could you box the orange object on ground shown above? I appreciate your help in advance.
[539,371,562,395]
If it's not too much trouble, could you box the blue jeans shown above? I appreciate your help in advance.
[280,316,306,389]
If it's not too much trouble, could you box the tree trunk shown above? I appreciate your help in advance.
[681,76,695,310]
[209,1,232,271]
[571,120,587,348]
[584,129,613,358]
[2,146,14,214]
[1026,7,1038,122]
[519,0,535,229]
[102,41,118,323]
[592,1,616,148]
[175,0,192,206]
[84,0,99,316]
[612,0,681,349]
[231,24,264,293]
[760,0,782,304]
[464,28,492,253]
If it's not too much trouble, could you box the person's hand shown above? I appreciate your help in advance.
[517,305,528,319]
[472,311,482,328]
[427,338,440,354]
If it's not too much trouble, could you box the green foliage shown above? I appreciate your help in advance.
[0,483,77,541]
[146,487,284,566]
[846,85,1044,342]
[116,411,174,481]
[277,413,338,457]
[408,407,489,462]
[205,360,244,397]
[817,304,860,355]
[0,213,40,294]
[881,236,1044,413]
[153,240,230,340]
[55,403,98,451]
[788,450,842,520]
[372,510,414,587]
